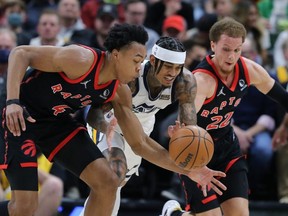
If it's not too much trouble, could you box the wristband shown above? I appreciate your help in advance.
[6,99,21,106]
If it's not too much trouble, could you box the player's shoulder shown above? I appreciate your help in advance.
[179,67,196,85]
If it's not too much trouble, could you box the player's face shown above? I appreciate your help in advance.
[115,42,146,84]
[211,34,242,75]
[155,62,183,87]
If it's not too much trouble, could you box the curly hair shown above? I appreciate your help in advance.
[104,23,148,52]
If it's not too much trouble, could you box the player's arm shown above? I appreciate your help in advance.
[246,58,288,111]
[246,58,288,147]
[6,45,94,136]
[175,68,197,125]
[112,84,226,195]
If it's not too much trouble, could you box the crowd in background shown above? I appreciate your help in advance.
[0,0,288,215]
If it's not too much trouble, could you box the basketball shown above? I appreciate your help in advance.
[169,125,214,170]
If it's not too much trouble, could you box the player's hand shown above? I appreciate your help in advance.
[106,117,118,151]
[186,166,226,197]
[6,104,36,136]
[272,124,288,150]
[168,120,185,138]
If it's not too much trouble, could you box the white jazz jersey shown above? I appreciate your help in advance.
[131,60,173,134]
[88,61,174,180]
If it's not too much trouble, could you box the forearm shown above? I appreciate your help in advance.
[114,102,189,175]
[179,102,197,125]
[246,124,266,137]
[133,135,189,175]
[266,81,288,112]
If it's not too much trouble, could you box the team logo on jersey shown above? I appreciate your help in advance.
[133,103,158,113]
[217,86,226,97]
[159,95,170,100]
[80,80,91,89]
[21,140,36,157]
[100,89,110,100]
[239,79,247,91]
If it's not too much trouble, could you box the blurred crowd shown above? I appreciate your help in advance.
[1,0,288,215]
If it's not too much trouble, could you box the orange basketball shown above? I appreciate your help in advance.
[169,125,214,170]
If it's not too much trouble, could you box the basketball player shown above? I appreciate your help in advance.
[161,17,288,216]
[0,24,223,216]
[80,36,227,216]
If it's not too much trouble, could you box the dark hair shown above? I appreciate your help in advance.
[104,23,148,52]
[124,0,147,10]
[209,17,246,43]
[153,36,185,74]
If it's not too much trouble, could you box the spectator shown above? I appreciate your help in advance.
[25,0,58,33]
[1,0,32,45]
[71,3,119,49]
[144,0,194,35]
[273,29,288,69]
[29,9,65,46]
[81,0,125,29]
[186,13,218,51]
[57,0,85,43]
[182,39,208,71]
[162,15,186,41]
[124,0,159,57]
[233,0,271,66]
[212,0,235,19]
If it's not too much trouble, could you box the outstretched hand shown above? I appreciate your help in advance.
[6,104,35,136]
[168,120,185,138]
[186,166,226,197]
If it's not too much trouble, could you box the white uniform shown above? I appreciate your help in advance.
[88,61,174,180]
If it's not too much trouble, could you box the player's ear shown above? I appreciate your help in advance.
[111,49,119,60]
[210,41,215,52]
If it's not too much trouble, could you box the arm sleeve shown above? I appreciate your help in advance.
[266,81,288,112]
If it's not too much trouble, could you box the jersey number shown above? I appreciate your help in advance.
[206,111,234,130]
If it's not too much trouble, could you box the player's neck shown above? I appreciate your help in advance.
[98,53,115,84]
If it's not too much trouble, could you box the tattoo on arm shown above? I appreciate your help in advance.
[176,72,197,125]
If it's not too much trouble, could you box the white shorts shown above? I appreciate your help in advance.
[87,125,142,182]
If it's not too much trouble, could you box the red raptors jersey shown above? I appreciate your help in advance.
[193,55,250,140]
[20,46,119,119]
